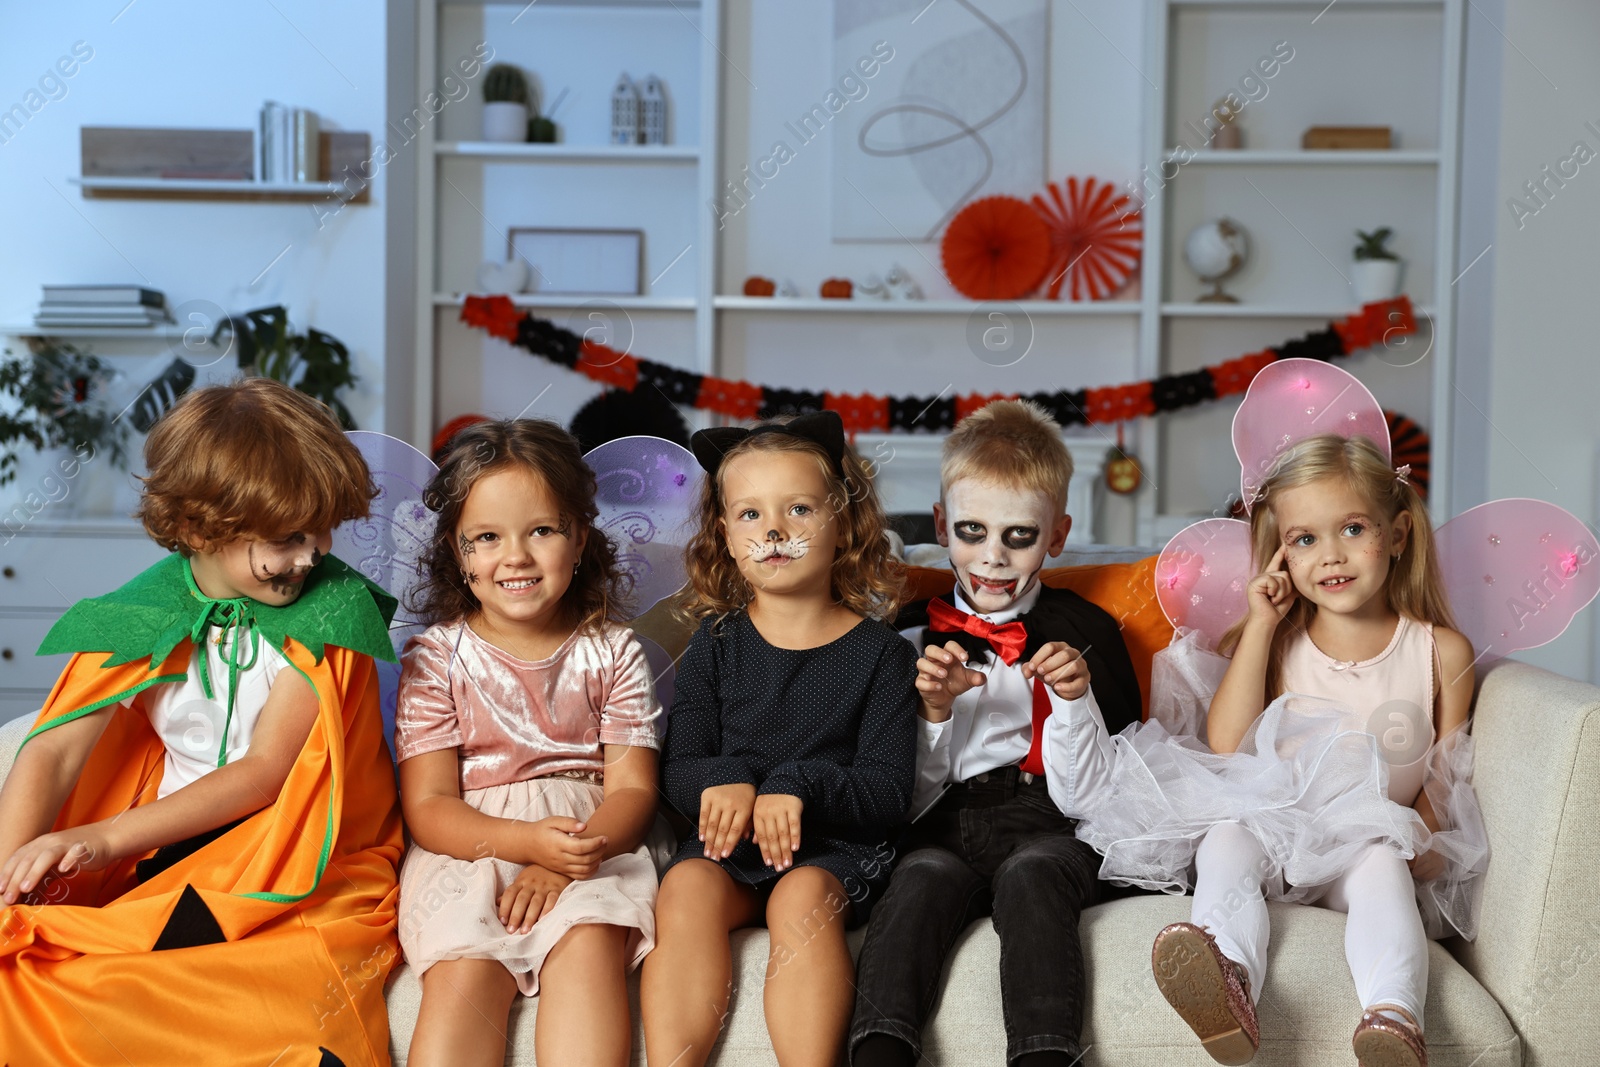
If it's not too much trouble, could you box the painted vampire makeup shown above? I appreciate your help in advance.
[1270,477,1408,618]
[192,529,333,605]
[935,479,1068,615]
[719,449,840,597]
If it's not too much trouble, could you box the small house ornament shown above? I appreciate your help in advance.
[640,75,667,145]
[610,73,640,145]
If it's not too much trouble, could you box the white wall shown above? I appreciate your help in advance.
[0,0,392,448]
[1477,0,1600,682]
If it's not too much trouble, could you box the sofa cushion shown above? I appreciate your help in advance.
[385,895,1518,1065]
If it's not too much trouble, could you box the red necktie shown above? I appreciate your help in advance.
[925,598,1051,776]
[926,598,1027,665]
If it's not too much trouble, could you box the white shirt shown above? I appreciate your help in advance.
[906,584,1118,821]
[130,624,288,799]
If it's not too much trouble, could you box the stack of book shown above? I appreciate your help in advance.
[34,285,173,329]
[259,102,320,184]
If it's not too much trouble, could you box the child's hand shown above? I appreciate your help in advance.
[916,642,986,722]
[0,827,113,905]
[751,793,803,871]
[1409,848,1446,882]
[1246,545,1297,628]
[698,782,756,860]
[524,816,608,880]
[498,863,572,933]
[1022,641,1091,701]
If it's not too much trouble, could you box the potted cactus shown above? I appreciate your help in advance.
[482,63,530,143]
[1351,227,1403,303]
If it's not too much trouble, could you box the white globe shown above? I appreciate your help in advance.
[1184,218,1249,283]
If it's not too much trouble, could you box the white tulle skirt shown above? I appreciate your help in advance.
[1072,632,1489,940]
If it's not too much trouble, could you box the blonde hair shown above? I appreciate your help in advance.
[681,427,903,622]
[941,400,1073,511]
[1219,432,1456,697]
[138,377,373,554]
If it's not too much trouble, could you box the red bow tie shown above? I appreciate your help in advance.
[927,598,1027,665]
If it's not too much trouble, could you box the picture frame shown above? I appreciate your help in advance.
[506,227,644,296]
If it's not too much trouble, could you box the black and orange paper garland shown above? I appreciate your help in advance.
[459,294,1416,437]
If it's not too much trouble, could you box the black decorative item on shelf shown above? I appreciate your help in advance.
[0,339,128,486]
[210,305,359,429]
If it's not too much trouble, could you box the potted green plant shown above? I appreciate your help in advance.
[1351,227,1403,303]
[0,339,127,487]
[482,63,531,144]
[210,305,359,429]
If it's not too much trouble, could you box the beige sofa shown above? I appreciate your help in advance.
[3,659,1595,1065]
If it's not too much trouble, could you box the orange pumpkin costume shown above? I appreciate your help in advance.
[0,555,403,1066]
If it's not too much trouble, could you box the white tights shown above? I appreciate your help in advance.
[1190,821,1429,1028]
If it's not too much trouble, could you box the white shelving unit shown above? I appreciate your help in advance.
[1136,0,1464,545]
[412,0,721,439]
[409,2,1464,546]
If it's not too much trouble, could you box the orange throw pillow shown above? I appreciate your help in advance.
[902,555,1171,721]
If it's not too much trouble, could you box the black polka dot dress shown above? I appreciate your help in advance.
[660,611,919,924]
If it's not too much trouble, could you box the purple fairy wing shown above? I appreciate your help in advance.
[1232,359,1390,512]
[1435,498,1600,663]
[585,436,701,619]
[334,431,440,756]
[1155,518,1255,652]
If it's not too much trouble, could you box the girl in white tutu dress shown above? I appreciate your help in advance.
[394,419,663,1067]
[1064,431,1487,1067]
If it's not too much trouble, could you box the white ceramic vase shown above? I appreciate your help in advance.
[1350,259,1403,303]
[482,102,529,143]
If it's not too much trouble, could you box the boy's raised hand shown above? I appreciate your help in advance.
[916,641,986,722]
[1247,545,1297,627]
[523,816,607,880]
[1022,642,1091,701]
[498,863,571,933]
[752,793,803,871]
[0,826,113,905]
[698,782,756,860]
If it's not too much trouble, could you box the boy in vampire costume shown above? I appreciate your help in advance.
[849,401,1142,1067]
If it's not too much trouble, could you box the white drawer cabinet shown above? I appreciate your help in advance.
[0,521,167,724]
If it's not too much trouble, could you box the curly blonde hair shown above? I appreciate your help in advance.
[1219,432,1456,697]
[680,427,903,622]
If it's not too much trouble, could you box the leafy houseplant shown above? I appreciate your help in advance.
[210,305,359,429]
[1351,227,1403,303]
[0,340,127,487]
[482,63,531,143]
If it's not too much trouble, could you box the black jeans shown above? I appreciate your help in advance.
[849,767,1103,1065]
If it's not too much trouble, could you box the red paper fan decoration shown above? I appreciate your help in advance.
[940,195,1053,300]
[1385,409,1430,500]
[1030,176,1142,301]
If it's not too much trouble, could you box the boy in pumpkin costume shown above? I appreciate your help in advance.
[849,401,1142,1067]
[0,379,403,1066]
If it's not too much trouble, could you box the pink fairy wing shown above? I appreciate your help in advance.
[1155,518,1256,651]
[335,431,442,756]
[1436,498,1600,662]
[1232,359,1390,512]
[585,435,702,618]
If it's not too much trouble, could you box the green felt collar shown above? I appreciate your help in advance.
[38,552,399,667]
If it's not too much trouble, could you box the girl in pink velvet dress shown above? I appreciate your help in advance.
[395,419,662,1067]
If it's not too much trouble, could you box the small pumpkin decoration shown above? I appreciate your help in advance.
[819,278,854,299]
[1105,424,1143,495]
[743,276,776,297]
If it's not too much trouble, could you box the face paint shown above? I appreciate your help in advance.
[1270,477,1398,616]
[193,530,331,605]
[940,479,1061,615]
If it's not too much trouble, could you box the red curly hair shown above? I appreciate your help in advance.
[137,377,373,553]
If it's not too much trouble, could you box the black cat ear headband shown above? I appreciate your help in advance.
[689,410,846,477]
